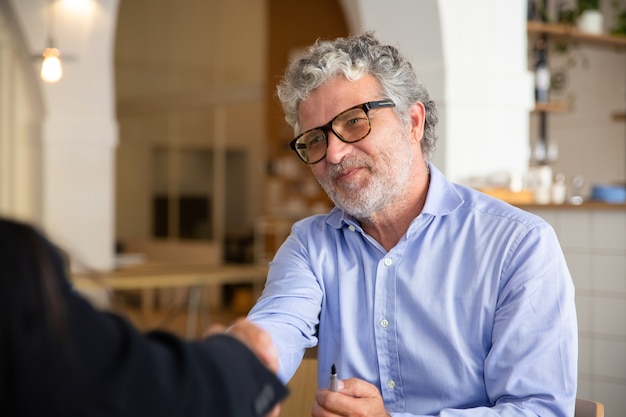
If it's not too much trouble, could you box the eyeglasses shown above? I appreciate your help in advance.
[289,99,396,164]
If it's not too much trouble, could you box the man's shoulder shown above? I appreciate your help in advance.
[451,183,547,229]
[293,212,333,226]
[292,208,344,229]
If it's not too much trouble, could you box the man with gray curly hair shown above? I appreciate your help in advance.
[231,32,577,417]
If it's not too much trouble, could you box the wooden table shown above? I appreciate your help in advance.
[72,262,268,338]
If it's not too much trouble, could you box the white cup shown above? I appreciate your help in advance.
[577,10,603,35]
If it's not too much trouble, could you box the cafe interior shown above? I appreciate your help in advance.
[0,0,624,414]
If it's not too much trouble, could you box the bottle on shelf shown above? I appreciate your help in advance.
[533,37,551,103]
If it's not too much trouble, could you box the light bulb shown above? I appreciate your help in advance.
[41,47,63,82]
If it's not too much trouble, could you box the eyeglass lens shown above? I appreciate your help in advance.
[294,107,371,164]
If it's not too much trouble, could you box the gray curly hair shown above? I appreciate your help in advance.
[276,32,438,161]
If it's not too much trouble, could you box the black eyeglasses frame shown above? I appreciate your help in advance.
[289,99,396,164]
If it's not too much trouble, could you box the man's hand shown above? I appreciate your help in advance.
[205,319,282,417]
[312,377,390,417]
[215,318,280,373]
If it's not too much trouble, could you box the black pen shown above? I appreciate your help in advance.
[329,363,339,392]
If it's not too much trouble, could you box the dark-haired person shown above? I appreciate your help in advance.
[230,33,577,417]
[0,218,287,417]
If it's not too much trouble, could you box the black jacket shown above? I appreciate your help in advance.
[0,219,287,416]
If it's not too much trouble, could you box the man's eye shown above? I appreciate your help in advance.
[343,117,367,128]
[308,135,325,145]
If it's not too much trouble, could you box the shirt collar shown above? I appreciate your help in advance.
[421,163,464,216]
[325,163,464,230]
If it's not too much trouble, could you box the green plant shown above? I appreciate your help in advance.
[611,0,626,36]
[577,0,600,14]
[556,0,577,24]
[612,10,626,35]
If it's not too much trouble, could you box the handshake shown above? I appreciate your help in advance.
[207,318,288,417]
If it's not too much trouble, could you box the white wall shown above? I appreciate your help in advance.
[351,0,533,184]
[0,1,44,223]
[6,0,119,270]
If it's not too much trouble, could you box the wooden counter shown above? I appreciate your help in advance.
[515,202,626,211]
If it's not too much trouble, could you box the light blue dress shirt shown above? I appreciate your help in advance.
[248,164,578,417]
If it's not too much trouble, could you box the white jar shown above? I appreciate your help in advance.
[533,165,553,204]
[577,10,603,35]
[551,173,567,204]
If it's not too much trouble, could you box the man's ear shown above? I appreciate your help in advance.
[408,101,426,144]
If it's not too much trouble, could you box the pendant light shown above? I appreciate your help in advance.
[41,46,62,83]
[40,0,62,82]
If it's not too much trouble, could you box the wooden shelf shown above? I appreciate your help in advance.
[527,21,626,49]
[529,22,626,122]
[533,101,569,113]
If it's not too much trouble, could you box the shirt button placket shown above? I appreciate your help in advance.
[377,257,396,402]
[380,257,391,329]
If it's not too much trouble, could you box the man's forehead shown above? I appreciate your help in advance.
[297,75,380,124]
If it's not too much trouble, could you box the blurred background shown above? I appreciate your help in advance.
[1,0,625,413]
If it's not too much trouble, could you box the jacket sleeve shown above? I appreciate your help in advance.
[2,221,287,417]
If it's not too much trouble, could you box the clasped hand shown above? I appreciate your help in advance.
[206,318,281,417]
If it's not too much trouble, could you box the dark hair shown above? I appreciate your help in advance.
[277,32,439,161]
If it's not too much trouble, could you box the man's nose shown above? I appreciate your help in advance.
[324,130,351,164]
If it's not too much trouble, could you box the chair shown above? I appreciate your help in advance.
[575,398,604,417]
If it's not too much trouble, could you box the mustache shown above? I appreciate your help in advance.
[326,156,372,178]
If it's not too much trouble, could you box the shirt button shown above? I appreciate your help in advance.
[348,225,356,232]
[384,258,392,266]
[380,319,389,328]
[387,380,396,389]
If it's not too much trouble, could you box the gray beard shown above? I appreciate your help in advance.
[318,142,414,221]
